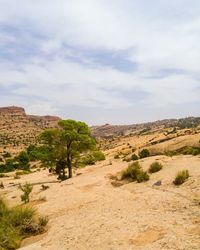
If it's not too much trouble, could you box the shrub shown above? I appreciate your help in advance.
[0,182,4,189]
[131,154,139,161]
[114,154,120,159]
[0,159,17,173]
[121,162,149,183]
[139,149,150,159]
[41,184,49,191]
[164,150,178,157]
[18,183,33,203]
[148,162,163,173]
[121,162,141,180]
[0,173,8,178]
[92,151,105,161]
[82,150,105,166]
[136,171,150,182]
[14,174,20,179]
[173,170,189,185]
[15,151,30,170]
[15,170,30,176]
[2,152,11,158]
[0,198,48,250]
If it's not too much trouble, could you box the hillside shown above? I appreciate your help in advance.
[0,106,60,150]
[0,107,200,249]
[91,117,200,137]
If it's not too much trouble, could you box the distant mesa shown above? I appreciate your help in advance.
[0,106,60,148]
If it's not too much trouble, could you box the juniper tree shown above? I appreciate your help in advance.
[39,119,96,179]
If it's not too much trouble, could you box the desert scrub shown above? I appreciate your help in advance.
[131,154,139,161]
[173,170,189,185]
[19,183,33,203]
[148,162,163,173]
[0,173,8,178]
[136,170,150,182]
[121,162,149,183]
[139,149,150,159]
[0,198,48,250]
[0,181,4,189]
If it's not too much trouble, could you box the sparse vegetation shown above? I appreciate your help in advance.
[0,198,48,250]
[173,170,189,185]
[0,173,8,178]
[121,162,149,183]
[81,150,105,166]
[136,171,150,182]
[2,151,11,158]
[0,181,4,189]
[131,154,139,161]
[41,184,49,191]
[139,149,150,159]
[148,162,163,173]
[18,183,33,203]
[14,151,30,170]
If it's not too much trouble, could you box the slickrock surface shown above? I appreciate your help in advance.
[1,155,199,250]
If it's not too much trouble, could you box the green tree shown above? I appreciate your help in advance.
[39,119,96,179]
[16,151,30,170]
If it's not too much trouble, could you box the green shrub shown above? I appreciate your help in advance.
[121,162,149,183]
[131,154,139,161]
[148,162,163,173]
[190,147,200,156]
[2,152,11,158]
[164,150,178,157]
[173,170,189,185]
[0,198,48,250]
[136,171,150,182]
[18,183,33,203]
[15,151,30,171]
[92,151,105,161]
[82,150,105,166]
[0,159,17,173]
[15,170,30,176]
[121,162,141,180]
[139,149,150,158]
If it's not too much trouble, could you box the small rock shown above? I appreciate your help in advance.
[153,180,162,186]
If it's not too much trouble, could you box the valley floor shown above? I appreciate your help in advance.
[1,155,200,250]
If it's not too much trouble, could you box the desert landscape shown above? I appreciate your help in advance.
[0,107,199,250]
[1,1,200,249]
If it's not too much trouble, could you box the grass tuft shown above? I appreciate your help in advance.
[148,162,163,173]
[173,170,189,185]
[121,162,149,183]
[0,198,48,250]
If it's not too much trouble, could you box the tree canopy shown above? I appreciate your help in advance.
[39,119,96,179]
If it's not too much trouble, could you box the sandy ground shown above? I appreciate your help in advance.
[1,154,200,250]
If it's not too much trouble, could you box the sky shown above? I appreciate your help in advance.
[0,0,200,125]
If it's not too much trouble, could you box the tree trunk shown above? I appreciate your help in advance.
[68,165,72,178]
[62,167,66,179]
[67,154,73,178]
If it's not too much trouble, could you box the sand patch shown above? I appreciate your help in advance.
[130,227,165,246]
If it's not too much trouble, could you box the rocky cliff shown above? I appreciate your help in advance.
[0,106,60,148]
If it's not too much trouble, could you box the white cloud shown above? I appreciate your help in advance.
[0,0,200,123]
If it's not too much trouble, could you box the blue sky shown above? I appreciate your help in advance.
[0,0,200,125]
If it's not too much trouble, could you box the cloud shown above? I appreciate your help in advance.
[0,0,200,124]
